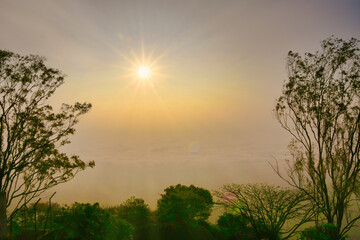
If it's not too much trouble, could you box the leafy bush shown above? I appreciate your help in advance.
[217,213,257,240]
[53,203,109,240]
[299,223,347,240]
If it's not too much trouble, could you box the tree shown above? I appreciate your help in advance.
[156,184,214,240]
[299,223,346,240]
[0,50,94,238]
[215,183,311,240]
[216,212,257,240]
[274,36,360,239]
[157,184,214,224]
[53,202,111,240]
[106,197,151,240]
[106,217,134,240]
[108,197,150,226]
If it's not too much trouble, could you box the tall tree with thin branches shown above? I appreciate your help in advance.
[274,36,360,239]
[215,183,311,240]
[0,50,94,238]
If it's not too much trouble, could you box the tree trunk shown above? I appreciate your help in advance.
[0,191,7,239]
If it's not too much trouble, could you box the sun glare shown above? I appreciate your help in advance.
[115,44,168,91]
[137,66,150,78]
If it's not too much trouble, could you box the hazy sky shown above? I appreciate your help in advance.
[1,0,360,208]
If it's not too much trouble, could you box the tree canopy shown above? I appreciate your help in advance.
[157,184,213,224]
[216,212,257,240]
[0,50,94,238]
[106,197,151,240]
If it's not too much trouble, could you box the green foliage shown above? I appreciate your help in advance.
[157,184,214,224]
[107,217,134,240]
[10,202,61,238]
[299,224,347,240]
[53,202,111,240]
[158,221,215,240]
[10,201,134,240]
[107,197,150,225]
[217,212,257,240]
[106,197,150,240]
[155,184,214,239]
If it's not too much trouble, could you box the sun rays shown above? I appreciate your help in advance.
[110,41,174,124]
[115,42,168,87]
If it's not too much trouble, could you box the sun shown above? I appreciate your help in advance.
[114,44,168,89]
[137,66,150,78]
